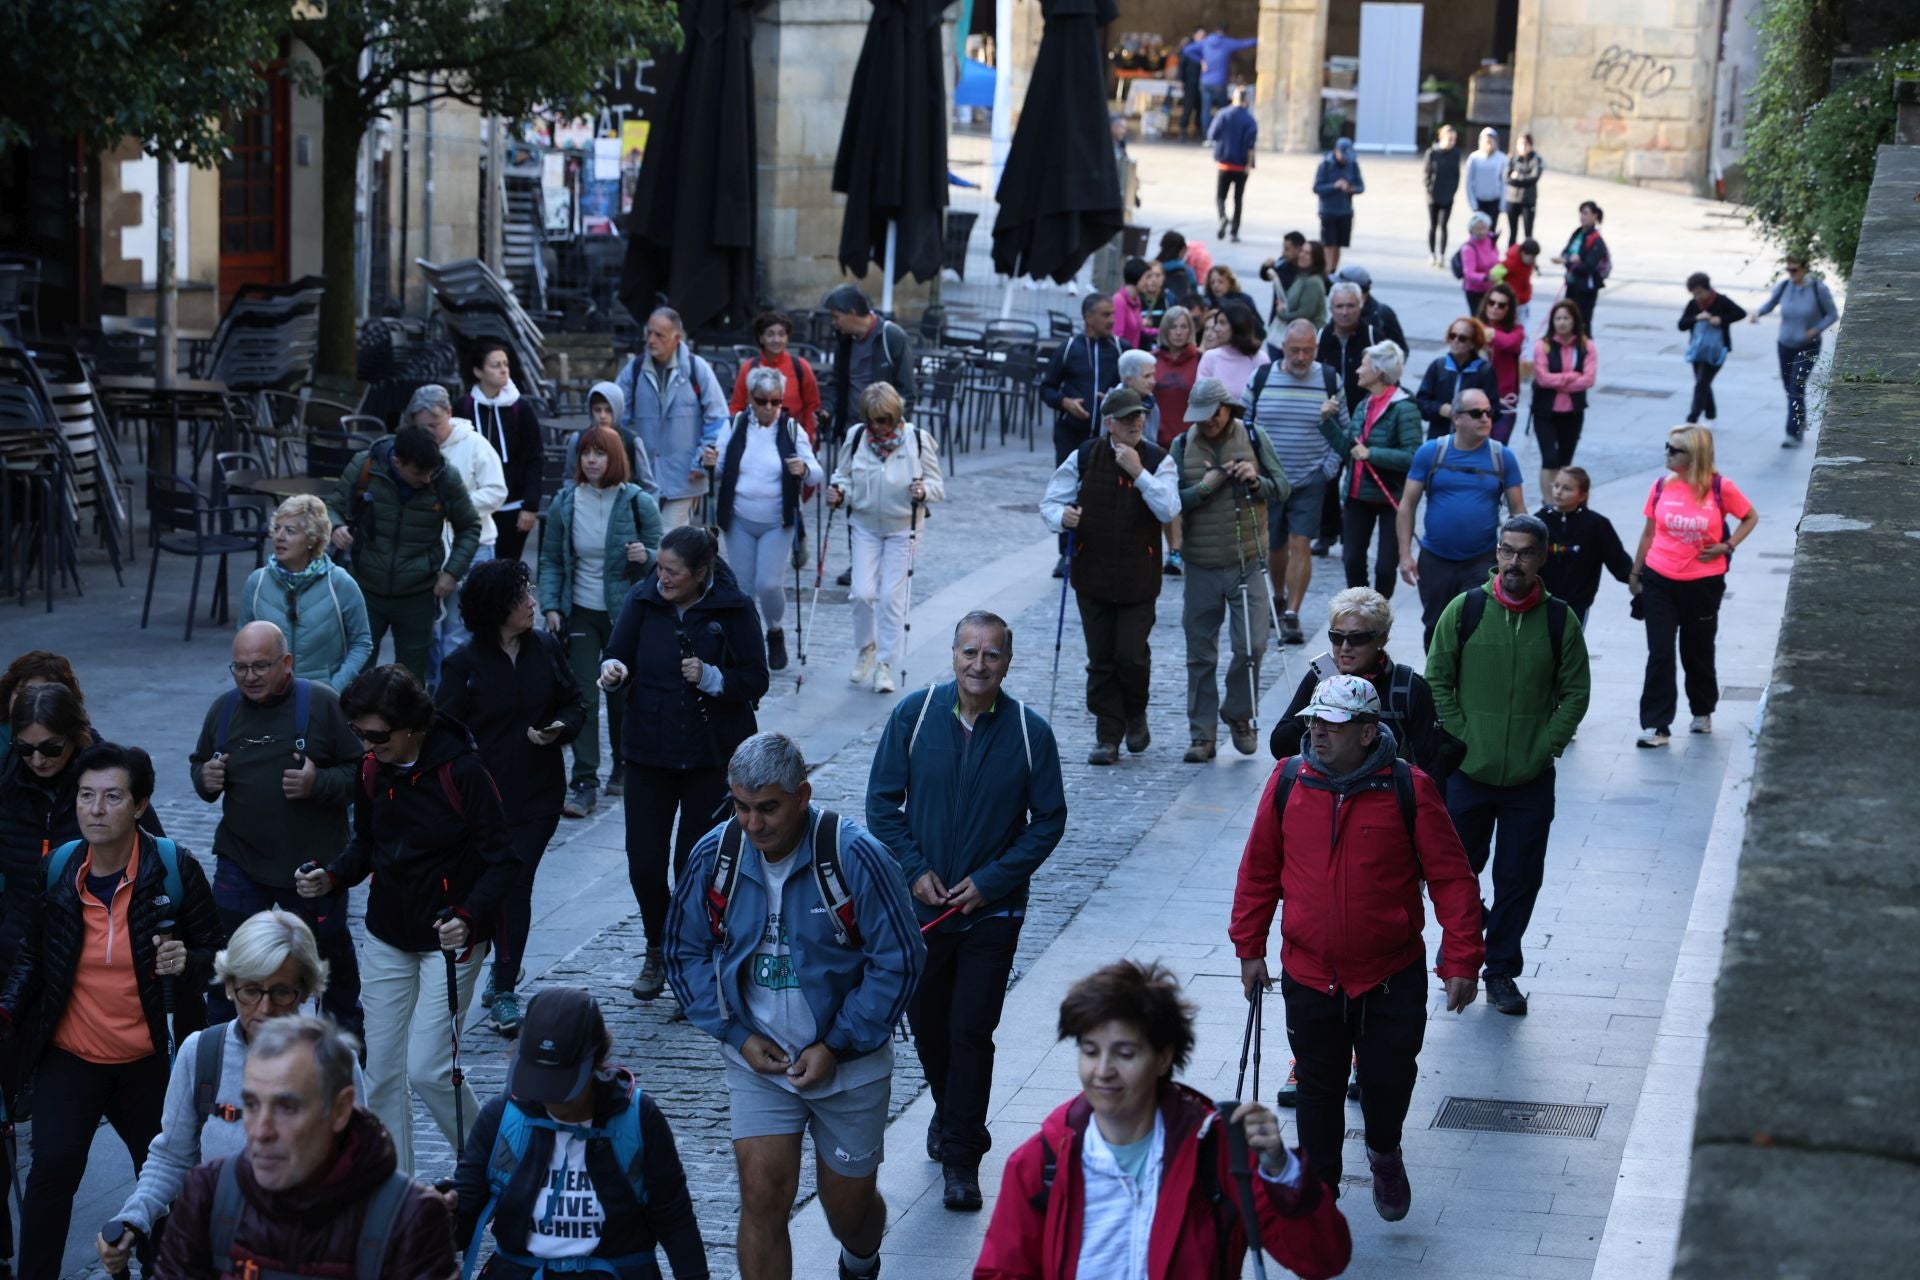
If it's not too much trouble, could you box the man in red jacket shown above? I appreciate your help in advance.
[1230,675,1484,1223]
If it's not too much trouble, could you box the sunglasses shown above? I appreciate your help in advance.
[1484,300,1510,310]
[351,724,394,745]
[1447,332,1473,342]
[752,397,781,408]
[1327,629,1379,648]
[12,738,68,758]
[1458,407,1493,420]
[1665,444,1690,456]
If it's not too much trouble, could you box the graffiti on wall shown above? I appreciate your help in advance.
[1591,45,1677,115]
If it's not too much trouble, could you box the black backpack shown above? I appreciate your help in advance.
[1273,755,1418,844]
[1457,587,1571,708]
[705,810,861,948]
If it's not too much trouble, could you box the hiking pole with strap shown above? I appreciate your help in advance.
[920,904,963,933]
[153,896,177,1066]
[899,496,924,689]
[792,527,807,689]
[680,627,737,821]
[1359,459,1401,511]
[1047,530,1075,719]
[805,500,838,661]
[1215,1100,1272,1280]
[435,908,466,1144]
[1235,986,1262,1099]
[99,1219,135,1280]
[1230,484,1260,734]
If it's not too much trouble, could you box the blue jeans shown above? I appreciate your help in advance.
[427,543,495,689]
[1201,83,1230,135]
[1445,767,1557,980]
[1778,340,1819,438]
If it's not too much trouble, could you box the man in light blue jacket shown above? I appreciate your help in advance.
[614,306,727,530]
[665,731,923,1280]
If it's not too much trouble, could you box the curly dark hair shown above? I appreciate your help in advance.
[341,664,436,732]
[457,557,532,643]
[752,310,795,342]
[1057,959,1197,1077]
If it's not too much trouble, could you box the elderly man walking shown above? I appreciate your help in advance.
[1247,319,1349,644]
[1041,387,1180,763]
[406,384,507,690]
[190,621,365,1036]
[1232,675,1484,1220]
[1425,515,1591,1016]
[1173,377,1290,761]
[867,611,1066,1211]
[616,306,729,530]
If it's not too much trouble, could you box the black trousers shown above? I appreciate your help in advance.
[1687,361,1722,423]
[1316,477,1342,544]
[1077,593,1155,745]
[492,510,531,564]
[1637,568,1725,732]
[207,862,363,1040]
[20,1048,170,1277]
[494,812,562,991]
[0,1024,23,1259]
[1447,768,1556,979]
[1507,204,1536,245]
[624,762,730,950]
[1534,407,1586,469]
[1427,202,1452,255]
[1281,959,1428,1189]
[1342,498,1399,597]
[915,915,1022,1170]
[1565,285,1599,330]
[1416,548,1496,650]
[1215,170,1249,235]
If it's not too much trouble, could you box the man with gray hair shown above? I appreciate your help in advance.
[1247,319,1349,643]
[1313,279,1395,557]
[325,420,482,682]
[190,622,365,1035]
[614,306,728,530]
[1115,347,1161,442]
[407,384,507,690]
[666,731,923,1280]
[154,1014,458,1276]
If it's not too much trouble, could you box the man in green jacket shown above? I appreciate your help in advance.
[326,423,482,683]
[1424,514,1589,1017]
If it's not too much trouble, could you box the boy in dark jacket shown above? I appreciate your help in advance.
[1536,466,1633,626]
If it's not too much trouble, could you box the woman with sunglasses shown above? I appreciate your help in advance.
[296,663,518,1174]
[0,649,81,757]
[1476,284,1526,443]
[1750,254,1839,447]
[701,365,824,673]
[95,907,366,1273]
[1530,299,1598,501]
[1413,316,1500,442]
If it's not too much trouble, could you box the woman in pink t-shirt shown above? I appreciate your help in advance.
[1629,425,1759,747]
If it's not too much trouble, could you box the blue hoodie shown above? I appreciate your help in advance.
[1208,104,1258,167]
[1313,141,1365,217]
[664,807,924,1063]
[1183,32,1257,88]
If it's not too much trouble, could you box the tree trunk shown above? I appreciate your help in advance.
[318,75,367,379]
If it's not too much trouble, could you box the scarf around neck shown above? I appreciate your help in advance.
[271,556,330,591]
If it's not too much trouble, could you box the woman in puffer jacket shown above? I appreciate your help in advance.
[237,494,373,690]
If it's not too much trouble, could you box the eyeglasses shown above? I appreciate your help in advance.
[1457,407,1493,420]
[1495,544,1544,560]
[233,983,303,1008]
[228,661,279,678]
[1665,443,1690,456]
[751,397,782,408]
[11,738,67,758]
[350,724,394,745]
[1327,629,1380,648]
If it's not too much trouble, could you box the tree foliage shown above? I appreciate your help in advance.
[0,0,279,162]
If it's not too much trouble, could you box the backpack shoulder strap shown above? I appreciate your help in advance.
[1247,360,1274,414]
[1487,437,1507,479]
[212,688,245,756]
[210,1158,246,1273]
[194,1022,230,1124]
[705,819,746,943]
[326,571,347,647]
[1029,1134,1057,1213]
[290,678,311,754]
[906,685,939,758]
[1017,701,1032,774]
[47,839,82,891]
[1458,586,1489,646]
[1388,663,1416,722]
[435,761,464,819]
[1389,758,1418,845]
[1321,361,1340,400]
[152,837,185,907]
[359,754,378,800]
[1273,756,1306,822]
[354,1170,416,1280]
[809,810,861,949]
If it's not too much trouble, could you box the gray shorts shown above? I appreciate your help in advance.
[725,1059,890,1177]
[1269,476,1327,542]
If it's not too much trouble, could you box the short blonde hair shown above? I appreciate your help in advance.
[214,908,330,999]
[860,381,905,426]
[1327,587,1392,634]
[273,494,330,553]
[1667,424,1718,499]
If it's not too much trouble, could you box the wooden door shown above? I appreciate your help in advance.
[218,71,290,305]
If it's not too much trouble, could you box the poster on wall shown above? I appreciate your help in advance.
[520,50,677,239]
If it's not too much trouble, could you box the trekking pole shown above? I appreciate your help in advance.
[99,1219,134,1280]
[1230,488,1260,734]
[805,501,838,656]
[1252,982,1264,1101]
[898,496,923,690]
[919,904,963,933]
[1234,986,1261,1099]
[1047,530,1075,720]
[680,627,736,820]
[435,908,466,1143]
[1359,459,1401,511]
[791,531,807,689]
[1215,1099,1272,1280]
[153,896,177,1066]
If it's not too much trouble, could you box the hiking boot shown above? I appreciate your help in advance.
[562,780,597,819]
[767,628,788,671]
[1276,1059,1299,1107]
[927,1116,944,1162]
[479,966,526,1013]
[1087,742,1120,766]
[1125,715,1151,753]
[1163,550,1184,577]
[1184,739,1216,763]
[1486,975,1528,1016]
[1280,612,1306,646]
[873,663,897,694]
[942,1164,983,1212]
[1229,720,1257,755]
[1218,216,1230,239]
[850,644,877,684]
[1636,727,1671,749]
[630,953,667,1001]
[1052,555,1066,579]
[837,567,853,587]
[1367,1146,1412,1222]
[604,773,625,798]
[489,989,524,1037]
[1690,715,1712,735]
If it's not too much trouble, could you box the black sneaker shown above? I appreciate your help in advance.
[1486,975,1528,1016]
[926,1116,943,1162]
[837,567,853,587]
[942,1164,983,1211]
[1280,612,1306,646]
[767,628,788,671]
[1051,555,1066,579]
[838,1256,882,1280]
[1276,1058,1299,1107]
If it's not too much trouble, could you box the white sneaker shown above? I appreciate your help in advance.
[1637,727,1671,748]
[1690,715,1712,735]
[873,663,897,694]
[850,644,877,684]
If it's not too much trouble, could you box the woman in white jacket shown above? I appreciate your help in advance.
[827,381,944,694]
[408,383,508,689]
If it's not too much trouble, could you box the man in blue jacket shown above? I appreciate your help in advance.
[615,306,728,531]
[1313,137,1366,275]
[1182,24,1257,135]
[1039,295,1124,573]
[866,610,1068,1212]
[665,731,922,1280]
[1208,86,1258,243]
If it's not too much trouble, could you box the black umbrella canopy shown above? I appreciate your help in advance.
[621,0,766,334]
[833,0,956,284]
[991,0,1123,283]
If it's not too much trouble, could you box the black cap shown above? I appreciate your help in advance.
[509,987,604,1104]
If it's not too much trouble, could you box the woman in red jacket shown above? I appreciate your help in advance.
[728,310,822,445]
[974,961,1351,1280]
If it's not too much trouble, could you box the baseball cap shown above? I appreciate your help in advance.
[509,987,605,1104]
[1101,387,1147,419]
[1335,264,1372,291]
[1303,674,1382,724]
[1183,376,1239,422]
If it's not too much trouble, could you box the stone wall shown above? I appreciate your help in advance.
[1510,0,1719,193]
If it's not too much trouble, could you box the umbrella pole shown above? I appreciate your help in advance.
[881,221,898,314]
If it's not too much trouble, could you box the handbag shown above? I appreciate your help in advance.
[1685,319,1728,368]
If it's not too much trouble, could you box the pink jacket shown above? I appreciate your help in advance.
[1112,287,1145,349]
[1531,334,1597,413]
[1461,235,1501,294]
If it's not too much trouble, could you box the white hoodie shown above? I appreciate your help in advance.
[439,416,509,548]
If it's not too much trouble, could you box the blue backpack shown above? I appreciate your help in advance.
[462,1089,653,1279]
[47,836,184,908]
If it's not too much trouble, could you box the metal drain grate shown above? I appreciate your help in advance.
[1431,1097,1605,1138]
[1594,385,1676,399]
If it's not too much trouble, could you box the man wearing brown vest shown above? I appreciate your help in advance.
[1041,388,1182,764]
[1173,377,1291,761]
